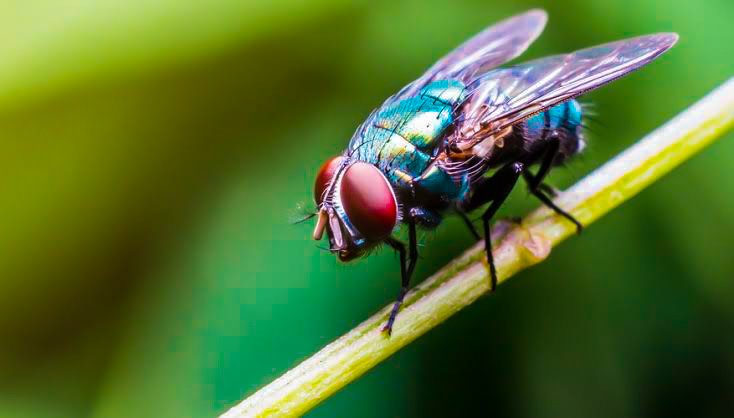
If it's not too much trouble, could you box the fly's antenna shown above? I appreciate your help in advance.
[290,202,318,225]
[291,212,317,225]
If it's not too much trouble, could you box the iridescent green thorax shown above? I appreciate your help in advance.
[348,80,467,202]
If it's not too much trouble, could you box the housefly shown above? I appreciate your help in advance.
[306,9,677,334]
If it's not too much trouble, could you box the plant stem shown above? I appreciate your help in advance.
[222,77,734,418]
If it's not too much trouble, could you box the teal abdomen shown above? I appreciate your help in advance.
[348,80,467,200]
[524,99,583,138]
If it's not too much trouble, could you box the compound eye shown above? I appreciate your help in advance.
[314,156,345,205]
[340,162,397,241]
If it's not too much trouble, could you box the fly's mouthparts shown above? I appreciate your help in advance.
[312,209,328,240]
[328,209,345,249]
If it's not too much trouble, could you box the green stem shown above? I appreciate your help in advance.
[222,78,734,418]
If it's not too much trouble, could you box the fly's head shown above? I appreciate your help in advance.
[312,157,398,261]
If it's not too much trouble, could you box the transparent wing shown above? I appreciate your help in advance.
[452,33,678,151]
[396,9,547,99]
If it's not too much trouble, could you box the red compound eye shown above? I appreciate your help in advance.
[314,156,345,205]
[340,162,397,241]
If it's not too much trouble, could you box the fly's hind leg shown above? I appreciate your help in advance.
[522,136,583,234]
[460,161,524,291]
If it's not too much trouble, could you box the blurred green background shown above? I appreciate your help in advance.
[1,0,733,417]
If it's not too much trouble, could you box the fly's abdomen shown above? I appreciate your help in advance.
[524,99,582,138]
[518,99,585,164]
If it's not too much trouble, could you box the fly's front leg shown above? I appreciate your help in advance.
[461,162,523,291]
[383,218,418,336]
[523,136,583,233]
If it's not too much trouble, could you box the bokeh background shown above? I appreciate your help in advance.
[2,0,733,417]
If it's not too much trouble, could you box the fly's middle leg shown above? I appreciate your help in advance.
[460,161,523,291]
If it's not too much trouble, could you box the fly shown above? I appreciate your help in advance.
[305,9,677,335]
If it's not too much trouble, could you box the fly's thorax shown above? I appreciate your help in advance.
[343,79,470,212]
[347,80,465,164]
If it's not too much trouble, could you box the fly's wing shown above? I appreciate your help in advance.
[396,9,547,99]
[452,33,678,153]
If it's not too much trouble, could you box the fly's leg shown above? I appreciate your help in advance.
[383,218,418,336]
[523,135,558,191]
[538,183,559,198]
[456,209,480,240]
[461,161,524,291]
[522,136,583,234]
